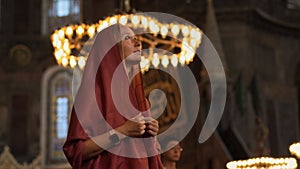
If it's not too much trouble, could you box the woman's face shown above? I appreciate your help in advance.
[120,25,141,65]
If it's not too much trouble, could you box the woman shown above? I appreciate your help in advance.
[63,24,164,169]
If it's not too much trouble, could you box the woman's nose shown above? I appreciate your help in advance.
[134,39,141,48]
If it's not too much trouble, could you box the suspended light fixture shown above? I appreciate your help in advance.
[226,116,298,169]
[226,157,297,169]
[50,13,203,72]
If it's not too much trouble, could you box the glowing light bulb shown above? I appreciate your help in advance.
[110,16,117,25]
[52,33,59,42]
[179,53,185,66]
[58,30,65,39]
[70,55,77,68]
[149,21,159,35]
[161,55,169,68]
[119,15,128,25]
[53,40,62,48]
[55,49,63,61]
[63,40,70,54]
[102,21,108,29]
[171,54,178,67]
[131,15,140,26]
[76,25,84,36]
[160,25,168,38]
[78,56,86,70]
[181,26,189,37]
[171,25,179,36]
[152,53,159,68]
[87,26,95,37]
[141,17,148,29]
[66,26,73,37]
[61,57,68,67]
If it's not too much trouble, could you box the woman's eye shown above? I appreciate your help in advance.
[124,35,131,40]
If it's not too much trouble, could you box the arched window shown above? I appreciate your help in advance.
[42,0,81,34]
[49,71,72,161]
[50,0,80,18]
[41,66,72,168]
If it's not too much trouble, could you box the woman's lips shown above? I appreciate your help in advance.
[133,50,141,54]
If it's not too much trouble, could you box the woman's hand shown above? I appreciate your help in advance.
[145,118,159,136]
[116,114,146,137]
[116,114,159,137]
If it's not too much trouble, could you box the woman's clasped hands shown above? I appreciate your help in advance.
[116,113,159,137]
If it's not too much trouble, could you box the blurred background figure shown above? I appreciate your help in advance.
[161,138,183,169]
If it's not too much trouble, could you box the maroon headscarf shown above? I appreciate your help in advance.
[63,24,163,169]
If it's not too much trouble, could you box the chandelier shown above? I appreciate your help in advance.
[50,13,203,72]
[289,142,300,159]
[226,157,298,169]
[226,116,298,169]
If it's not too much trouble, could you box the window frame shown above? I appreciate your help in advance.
[41,66,73,168]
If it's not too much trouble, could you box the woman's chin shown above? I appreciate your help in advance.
[126,52,141,65]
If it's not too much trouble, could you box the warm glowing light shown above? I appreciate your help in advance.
[87,26,95,37]
[141,16,148,29]
[190,39,197,48]
[226,157,297,169]
[66,26,73,37]
[171,25,180,36]
[55,49,64,60]
[140,56,150,73]
[109,16,117,25]
[61,57,68,67]
[149,20,159,35]
[76,25,84,37]
[161,55,169,68]
[70,55,77,68]
[181,26,189,37]
[58,30,64,39]
[78,56,86,70]
[63,40,70,54]
[289,142,300,159]
[179,53,185,66]
[119,15,128,25]
[152,53,159,68]
[131,15,140,26]
[160,25,168,38]
[171,54,178,67]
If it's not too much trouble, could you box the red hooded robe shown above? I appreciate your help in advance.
[63,24,164,169]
